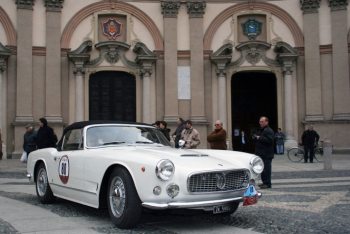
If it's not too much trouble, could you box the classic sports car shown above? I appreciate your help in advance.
[27,121,263,228]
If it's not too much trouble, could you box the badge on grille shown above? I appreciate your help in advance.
[215,173,226,189]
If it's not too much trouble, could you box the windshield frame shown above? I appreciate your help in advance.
[84,124,171,149]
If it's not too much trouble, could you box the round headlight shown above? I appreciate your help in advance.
[250,156,264,174]
[156,159,175,181]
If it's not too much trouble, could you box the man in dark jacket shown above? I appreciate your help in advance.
[254,116,274,189]
[36,118,57,149]
[301,125,319,163]
[207,120,227,150]
[23,124,37,157]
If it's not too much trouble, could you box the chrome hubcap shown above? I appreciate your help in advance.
[109,176,126,218]
[37,168,48,196]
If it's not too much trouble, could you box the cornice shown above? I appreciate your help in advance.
[328,0,348,11]
[161,0,181,18]
[300,0,321,14]
[44,0,64,12]
[15,0,35,10]
[187,1,206,18]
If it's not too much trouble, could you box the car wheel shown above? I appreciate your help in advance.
[35,163,55,204]
[107,168,142,229]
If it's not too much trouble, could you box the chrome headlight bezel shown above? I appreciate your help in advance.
[250,156,264,174]
[155,159,175,181]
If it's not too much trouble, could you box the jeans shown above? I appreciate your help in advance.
[276,144,284,154]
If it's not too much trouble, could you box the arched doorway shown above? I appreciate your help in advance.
[231,71,277,153]
[89,71,136,121]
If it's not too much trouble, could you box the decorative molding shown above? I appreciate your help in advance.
[328,0,348,11]
[44,0,64,12]
[67,40,92,75]
[133,42,157,76]
[15,0,35,9]
[274,41,298,74]
[210,43,232,75]
[300,0,321,14]
[93,41,130,65]
[0,42,11,72]
[187,1,206,18]
[61,1,163,50]
[161,0,181,18]
[204,2,304,50]
[0,7,17,46]
[235,41,273,66]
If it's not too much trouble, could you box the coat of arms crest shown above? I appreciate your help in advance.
[102,18,122,40]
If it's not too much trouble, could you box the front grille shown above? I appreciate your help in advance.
[187,170,250,193]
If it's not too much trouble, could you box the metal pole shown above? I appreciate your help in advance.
[323,140,332,170]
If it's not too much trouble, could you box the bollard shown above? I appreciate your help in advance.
[323,140,332,170]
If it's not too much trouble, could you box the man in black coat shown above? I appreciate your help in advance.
[254,116,274,189]
[36,118,57,149]
[301,125,319,163]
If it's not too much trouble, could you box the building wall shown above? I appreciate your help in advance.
[0,0,350,158]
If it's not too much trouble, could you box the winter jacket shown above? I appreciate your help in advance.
[302,130,319,147]
[181,127,200,149]
[254,126,274,159]
[207,128,227,150]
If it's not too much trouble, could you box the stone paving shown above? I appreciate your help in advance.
[0,154,350,233]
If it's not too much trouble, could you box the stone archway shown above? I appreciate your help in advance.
[204,2,304,50]
[0,7,16,46]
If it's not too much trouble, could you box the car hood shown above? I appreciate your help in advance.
[127,145,252,172]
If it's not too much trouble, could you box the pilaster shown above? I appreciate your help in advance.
[300,0,324,121]
[44,0,64,123]
[162,0,180,122]
[328,0,350,120]
[16,0,35,10]
[187,1,207,123]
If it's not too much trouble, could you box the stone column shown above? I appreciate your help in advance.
[161,1,180,122]
[217,69,227,127]
[68,54,90,122]
[15,0,35,124]
[300,0,324,121]
[328,0,350,120]
[141,66,152,124]
[0,45,10,158]
[187,1,207,123]
[44,0,64,123]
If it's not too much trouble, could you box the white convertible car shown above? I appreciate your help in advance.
[27,121,263,228]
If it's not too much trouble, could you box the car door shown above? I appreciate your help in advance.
[52,128,86,200]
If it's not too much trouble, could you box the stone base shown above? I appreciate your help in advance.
[332,113,350,121]
[284,138,298,150]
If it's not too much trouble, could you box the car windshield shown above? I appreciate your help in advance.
[86,125,171,147]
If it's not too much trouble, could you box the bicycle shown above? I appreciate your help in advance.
[287,143,323,162]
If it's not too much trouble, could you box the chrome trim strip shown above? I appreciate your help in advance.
[142,197,243,210]
[51,183,97,195]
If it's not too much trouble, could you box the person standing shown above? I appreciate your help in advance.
[238,130,248,152]
[159,120,171,141]
[172,118,185,148]
[181,120,200,149]
[207,120,227,150]
[301,125,320,163]
[275,128,285,155]
[36,118,57,149]
[254,116,274,189]
[23,124,37,157]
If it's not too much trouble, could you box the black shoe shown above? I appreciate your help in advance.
[259,184,271,189]
[258,183,264,187]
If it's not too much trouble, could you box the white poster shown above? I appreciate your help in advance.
[177,66,191,100]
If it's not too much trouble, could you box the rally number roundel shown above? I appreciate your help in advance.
[58,155,70,184]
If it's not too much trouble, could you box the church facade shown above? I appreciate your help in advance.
[0,0,350,158]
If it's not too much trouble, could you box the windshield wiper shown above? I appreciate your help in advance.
[135,141,154,144]
[103,141,125,145]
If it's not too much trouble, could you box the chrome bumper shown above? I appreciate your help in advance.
[142,192,262,210]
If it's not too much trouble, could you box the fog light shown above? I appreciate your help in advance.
[166,184,179,198]
[153,186,161,195]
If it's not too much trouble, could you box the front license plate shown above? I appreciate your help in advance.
[213,205,231,214]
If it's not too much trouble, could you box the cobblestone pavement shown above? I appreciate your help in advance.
[0,156,350,234]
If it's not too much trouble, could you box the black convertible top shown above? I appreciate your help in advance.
[63,120,153,134]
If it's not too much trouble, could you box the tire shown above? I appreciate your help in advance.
[107,168,142,229]
[35,163,55,204]
[287,148,304,162]
[314,148,323,162]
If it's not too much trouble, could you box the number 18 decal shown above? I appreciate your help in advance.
[58,155,70,184]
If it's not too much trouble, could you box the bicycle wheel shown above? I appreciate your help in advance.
[287,147,304,162]
[314,148,323,162]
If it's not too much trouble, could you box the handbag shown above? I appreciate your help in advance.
[20,151,27,162]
